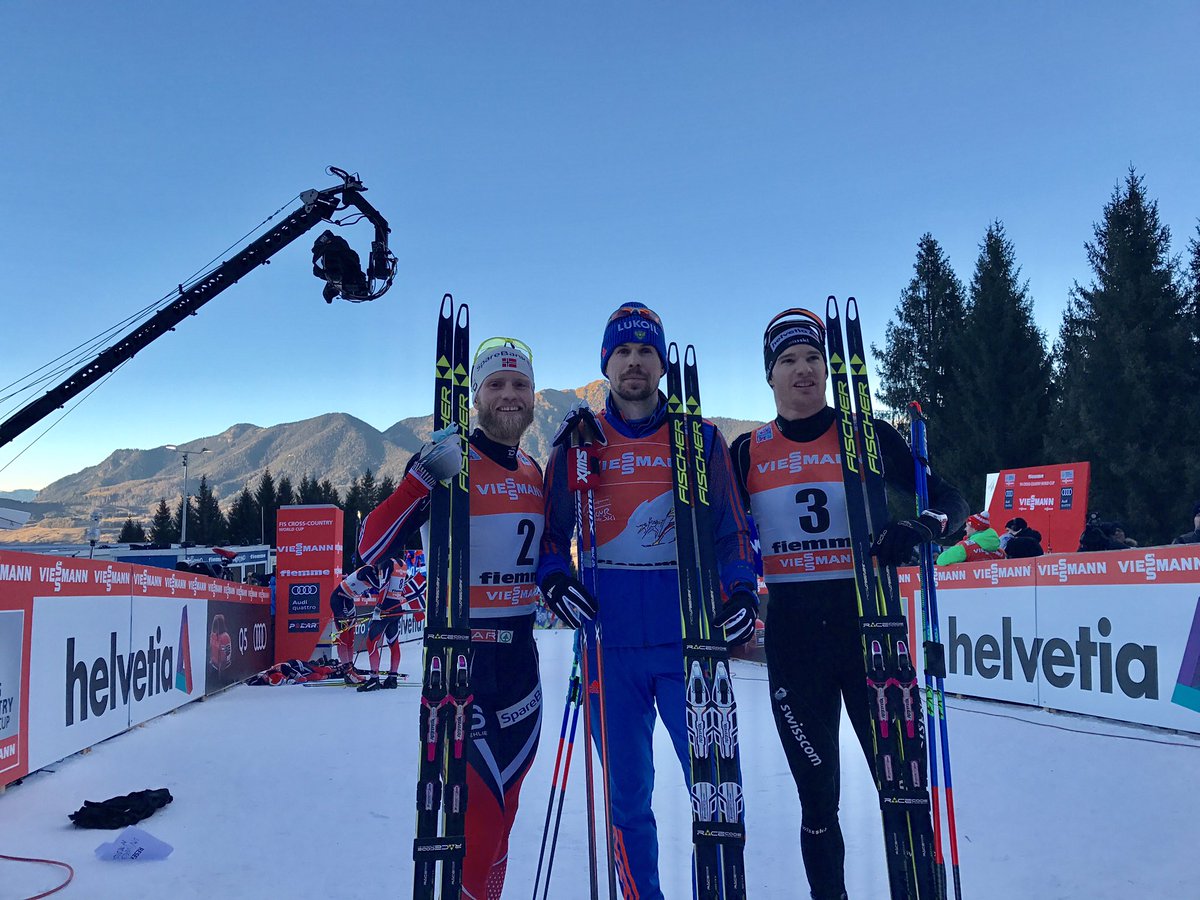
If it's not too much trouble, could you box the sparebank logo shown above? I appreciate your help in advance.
[65,607,194,726]
[949,615,1157,699]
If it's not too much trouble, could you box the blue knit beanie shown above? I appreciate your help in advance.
[600,302,667,375]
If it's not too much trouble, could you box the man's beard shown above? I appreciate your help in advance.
[477,405,533,444]
[611,371,658,403]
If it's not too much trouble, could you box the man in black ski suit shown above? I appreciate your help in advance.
[730,308,968,900]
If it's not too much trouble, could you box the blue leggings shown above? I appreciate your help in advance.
[587,640,692,900]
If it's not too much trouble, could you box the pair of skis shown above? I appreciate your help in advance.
[413,295,473,900]
[826,296,940,899]
[666,343,748,900]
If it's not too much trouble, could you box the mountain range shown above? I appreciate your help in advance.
[9,380,763,543]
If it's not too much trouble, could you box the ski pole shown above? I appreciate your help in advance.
[574,483,601,900]
[586,484,620,900]
[910,401,963,900]
[541,669,583,900]
[532,635,583,900]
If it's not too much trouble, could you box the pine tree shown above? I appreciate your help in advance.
[343,476,365,570]
[874,233,969,488]
[118,518,148,543]
[191,475,227,545]
[1050,169,1194,544]
[276,474,296,509]
[255,470,278,547]
[318,479,339,505]
[297,473,320,505]
[950,222,1053,502]
[359,468,377,509]
[376,475,396,508]
[150,498,177,544]
[173,496,199,544]
[226,487,260,545]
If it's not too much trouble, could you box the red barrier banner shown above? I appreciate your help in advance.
[274,505,344,663]
[0,554,33,787]
[987,462,1090,553]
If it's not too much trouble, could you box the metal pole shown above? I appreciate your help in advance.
[181,452,189,551]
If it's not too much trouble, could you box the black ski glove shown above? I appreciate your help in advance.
[713,587,759,645]
[539,571,598,629]
[871,511,948,567]
[551,402,607,448]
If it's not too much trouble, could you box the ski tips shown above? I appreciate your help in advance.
[440,293,454,316]
[825,295,839,321]
[684,344,697,367]
[456,302,468,329]
[846,296,860,322]
[668,342,681,365]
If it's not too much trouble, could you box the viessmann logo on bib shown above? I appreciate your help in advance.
[64,607,195,727]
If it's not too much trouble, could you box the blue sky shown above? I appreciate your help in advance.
[2,2,1197,491]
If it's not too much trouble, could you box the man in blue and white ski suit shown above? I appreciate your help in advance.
[538,302,759,900]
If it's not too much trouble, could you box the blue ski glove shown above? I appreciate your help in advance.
[713,587,759,645]
[871,510,948,567]
[539,571,598,630]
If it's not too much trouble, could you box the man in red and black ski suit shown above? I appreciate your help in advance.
[359,337,543,900]
[328,564,383,684]
[356,556,426,691]
[730,308,968,900]
[538,302,758,900]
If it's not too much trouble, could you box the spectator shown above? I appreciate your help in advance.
[1174,501,1200,545]
[1109,521,1137,548]
[936,510,1005,565]
[1078,515,1126,552]
[1002,517,1044,558]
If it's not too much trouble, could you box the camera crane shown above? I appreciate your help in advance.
[0,166,396,451]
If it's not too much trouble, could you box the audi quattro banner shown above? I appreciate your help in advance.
[986,461,1090,553]
[275,504,344,663]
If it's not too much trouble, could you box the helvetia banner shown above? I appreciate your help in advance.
[898,545,1200,733]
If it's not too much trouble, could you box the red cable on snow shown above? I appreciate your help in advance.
[0,851,75,899]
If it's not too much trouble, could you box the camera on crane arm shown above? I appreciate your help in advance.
[308,166,398,303]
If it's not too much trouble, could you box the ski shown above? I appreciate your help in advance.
[413,294,473,900]
[826,296,939,899]
[667,343,748,900]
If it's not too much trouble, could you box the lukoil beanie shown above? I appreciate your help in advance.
[600,302,667,376]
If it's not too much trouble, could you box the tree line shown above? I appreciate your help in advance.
[118,468,398,569]
[874,168,1200,545]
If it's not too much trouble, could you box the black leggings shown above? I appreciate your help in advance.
[765,582,874,900]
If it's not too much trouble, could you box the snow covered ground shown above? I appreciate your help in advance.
[2,628,1197,900]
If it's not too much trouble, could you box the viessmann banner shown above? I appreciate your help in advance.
[274,504,343,663]
[986,461,1091,553]
[897,545,1200,734]
[0,549,268,788]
